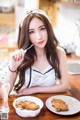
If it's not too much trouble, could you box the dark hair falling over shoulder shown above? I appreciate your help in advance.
[14,13,61,92]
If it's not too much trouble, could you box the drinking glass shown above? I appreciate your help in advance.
[0,82,10,113]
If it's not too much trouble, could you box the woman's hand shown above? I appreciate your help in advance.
[15,88,35,96]
[9,49,25,71]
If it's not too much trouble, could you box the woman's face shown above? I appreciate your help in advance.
[29,17,48,48]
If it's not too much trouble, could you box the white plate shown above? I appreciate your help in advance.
[46,95,80,115]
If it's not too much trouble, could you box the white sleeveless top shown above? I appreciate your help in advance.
[22,65,56,89]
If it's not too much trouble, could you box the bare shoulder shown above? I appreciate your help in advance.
[56,46,66,57]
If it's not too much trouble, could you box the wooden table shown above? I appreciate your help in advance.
[69,75,80,101]
[0,86,80,120]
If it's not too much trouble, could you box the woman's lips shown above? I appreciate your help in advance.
[38,41,44,44]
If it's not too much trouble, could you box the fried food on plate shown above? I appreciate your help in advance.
[51,98,68,112]
[16,100,40,110]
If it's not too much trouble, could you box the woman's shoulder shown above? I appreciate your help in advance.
[56,46,66,57]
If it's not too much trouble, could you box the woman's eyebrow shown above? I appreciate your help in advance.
[39,25,45,28]
[29,25,45,31]
[29,29,34,31]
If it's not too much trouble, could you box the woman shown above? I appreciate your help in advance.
[7,9,69,96]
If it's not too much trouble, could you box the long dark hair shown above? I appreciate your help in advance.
[14,13,61,91]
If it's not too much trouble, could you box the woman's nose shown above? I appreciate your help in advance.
[36,32,41,40]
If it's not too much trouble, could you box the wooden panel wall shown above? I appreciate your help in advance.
[39,0,59,27]
[0,13,15,28]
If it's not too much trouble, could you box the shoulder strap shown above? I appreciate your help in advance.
[27,67,32,87]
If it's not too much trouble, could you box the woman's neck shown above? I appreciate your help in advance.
[35,48,46,58]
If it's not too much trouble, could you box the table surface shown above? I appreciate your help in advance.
[0,89,80,120]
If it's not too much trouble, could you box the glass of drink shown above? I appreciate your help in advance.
[0,82,10,113]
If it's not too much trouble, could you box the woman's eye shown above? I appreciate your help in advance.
[40,27,46,30]
[29,31,34,34]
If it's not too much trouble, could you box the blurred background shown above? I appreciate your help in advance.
[0,0,80,55]
[0,0,80,81]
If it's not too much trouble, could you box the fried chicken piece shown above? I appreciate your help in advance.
[51,98,68,112]
[16,100,40,110]
[51,98,65,107]
[16,101,25,109]
[25,101,40,110]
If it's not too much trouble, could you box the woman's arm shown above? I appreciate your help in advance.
[6,49,25,93]
[6,69,17,93]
